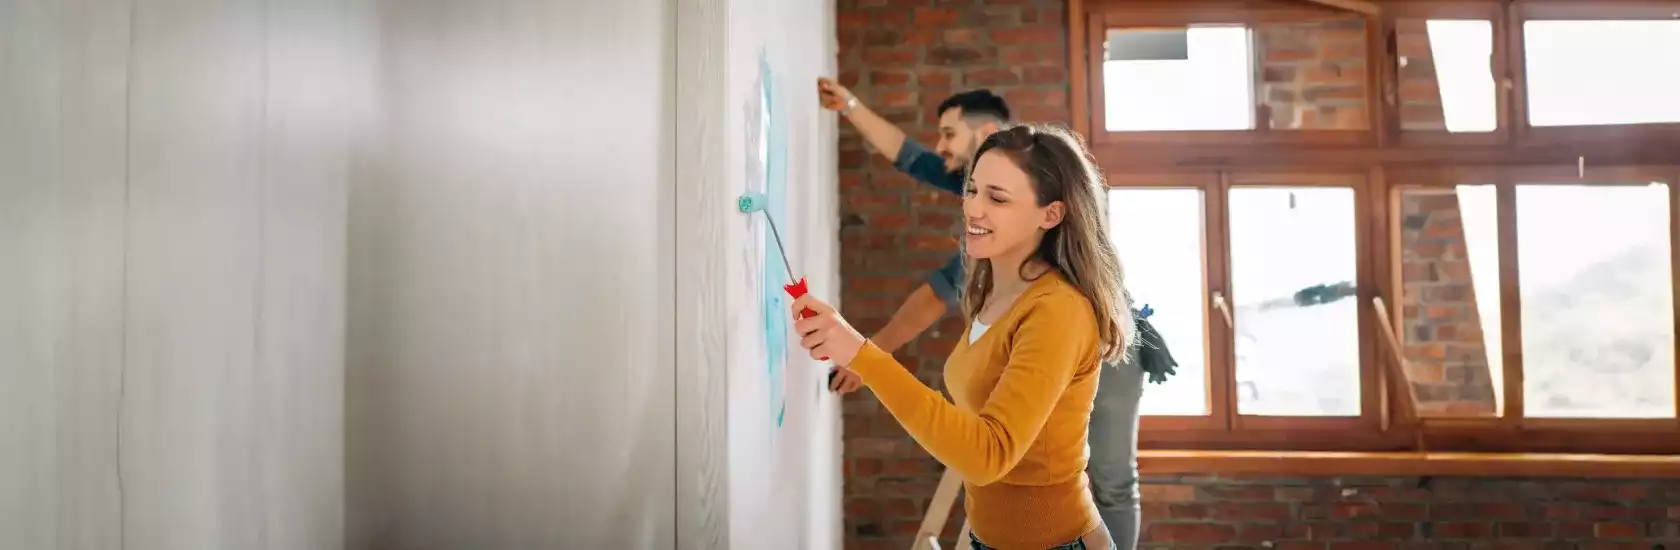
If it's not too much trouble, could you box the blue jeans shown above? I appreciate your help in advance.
[969,532,1118,550]
[1086,361,1144,550]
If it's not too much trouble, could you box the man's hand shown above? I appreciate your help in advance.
[828,367,863,394]
[817,77,854,112]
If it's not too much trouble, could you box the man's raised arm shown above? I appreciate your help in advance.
[819,77,909,161]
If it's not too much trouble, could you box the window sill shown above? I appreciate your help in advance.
[1138,450,1680,479]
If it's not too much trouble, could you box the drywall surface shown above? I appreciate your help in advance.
[679,0,844,546]
[345,0,677,548]
[676,0,840,546]
[0,0,369,548]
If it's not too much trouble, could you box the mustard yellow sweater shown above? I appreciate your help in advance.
[848,272,1102,549]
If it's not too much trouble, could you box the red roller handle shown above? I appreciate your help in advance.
[784,277,831,364]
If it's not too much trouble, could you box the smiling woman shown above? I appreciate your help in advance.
[796,123,1133,549]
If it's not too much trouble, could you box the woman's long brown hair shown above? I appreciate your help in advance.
[960,123,1136,364]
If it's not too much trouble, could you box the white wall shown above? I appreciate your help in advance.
[344,0,678,548]
[0,0,369,548]
[676,0,842,547]
[5,0,837,547]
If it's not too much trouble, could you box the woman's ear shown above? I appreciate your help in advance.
[1040,201,1066,230]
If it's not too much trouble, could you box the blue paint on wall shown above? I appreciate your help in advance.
[758,51,790,429]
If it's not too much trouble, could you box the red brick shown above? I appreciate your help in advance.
[913,8,959,26]
[1497,522,1552,538]
[876,90,916,108]
[877,11,908,28]
[926,45,997,66]
[1381,502,1428,519]
[870,70,912,87]
[963,68,1019,86]
[1333,502,1379,519]
[1200,485,1275,500]
[1555,522,1592,537]
[989,26,1060,45]
[1212,501,1291,521]
[837,11,871,30]
[917,212,955,229]
[1023,65,1066,84]
[1145,523,1236,543]
[906,235,956,251]
[863,48,918,67]
[1349,522,1417,538]
[1142,484,1197,502]
[1238,523,1284,542]
[1434,521,1492,537]
[1003,88,1066,108]
[1594,522,1643,538]
[854,458,883,476]
[1330,543,1396,550]
[1001,47,1051,65]
[883,498,919,518]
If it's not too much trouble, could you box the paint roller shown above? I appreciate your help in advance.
[736,192,842,389]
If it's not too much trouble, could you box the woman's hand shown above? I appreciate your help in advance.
[791,294,867,367]
[828,367,863,394]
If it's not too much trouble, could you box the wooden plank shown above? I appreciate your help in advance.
[1495,182,1524,422]
[1068,0,1089,140]
[1140,449,1680,478]
[675,0,731,546]
[916,469,964,545]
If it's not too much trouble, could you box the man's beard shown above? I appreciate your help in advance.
[946,156,968,175]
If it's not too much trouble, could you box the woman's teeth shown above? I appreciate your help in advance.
[966,227,992,235]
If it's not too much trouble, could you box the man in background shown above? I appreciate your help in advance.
[816,79,1007,374]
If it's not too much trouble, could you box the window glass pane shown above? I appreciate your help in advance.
[1108,188,1209,415]
[1101,19,1370,132]
[1518,183,1675,418]
[1229,187,1361,416]
[1396,186,1502,417]
[1396,19,1497,133]
[1104,26,1255,131]
[1524,21,1680,127]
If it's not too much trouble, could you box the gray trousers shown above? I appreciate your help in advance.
[1087,361,1144,550]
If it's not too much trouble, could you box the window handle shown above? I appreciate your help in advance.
[1211,291,1235,329]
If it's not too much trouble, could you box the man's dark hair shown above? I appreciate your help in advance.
[936,89,1011,124]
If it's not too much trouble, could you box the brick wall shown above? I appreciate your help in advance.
[1139,474,1680,548]
[1398,192,1499,416]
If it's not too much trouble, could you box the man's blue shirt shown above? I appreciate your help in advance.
[891,138,967,310]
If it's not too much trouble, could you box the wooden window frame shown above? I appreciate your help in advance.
[1509,1,1680,146]
[1385,164,1680,423]
[1071,0,1680,455]
[1106,173,1231,434]
[1383,1,1512,147]
[1085,1,1380,147]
